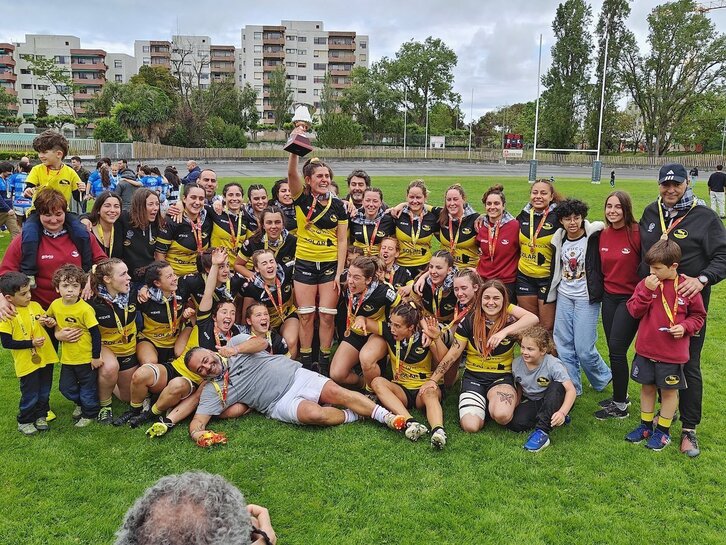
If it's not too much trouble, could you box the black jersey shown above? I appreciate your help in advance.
[177,273,245,309]
[117,211,160,282]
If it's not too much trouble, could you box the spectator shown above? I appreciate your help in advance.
[0,161,20,239]
[115,472,276,545]
[689,166,699,186]
[70,156,90,184]
[115,169,142,210]
[707,164,725,219]
[9,161,32,225]
[182,160,202,185]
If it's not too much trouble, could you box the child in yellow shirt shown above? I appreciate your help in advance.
[0,272,59,435]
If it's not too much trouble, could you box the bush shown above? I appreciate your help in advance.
[93,118,129,142]
[205,116,248,148]
[0,150,38,160]
[315,114,364,149]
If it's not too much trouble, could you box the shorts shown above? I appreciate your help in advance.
[294,258,337,285]
[268,368,330,424]
[341,330,370,351]
[117,353,139,371]
[397,384,446,409]
[461,370,515,397]
[516,271,550,299]
[139,340,176,366]
[631,354,687,390]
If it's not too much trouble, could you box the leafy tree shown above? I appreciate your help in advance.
[615,104,645,153]
[0,88,15,117]
[36,97,48,119]
[129,65,179,102]
[618,0,726,155]
[319,72,338,118]
[191,81,258,129]
[268,66,293,129]
[429,102,460,134]
[205,116,248,148]
[671,91,726,152]
[27,55,79,117]
[93,117,129,142]
[339,66,402,136]
[112,84,174,144]
[83,82,128,118]
[315,114,363,148]
[379,37,459,126]
[540,0,593,148]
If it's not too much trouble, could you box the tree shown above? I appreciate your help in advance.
[169,38,211,105]
[27,55,79,117]
[379,37,459,126]
[93,117,129,142]
[319,72,338,118]
[191,81,258,129]
[615,103,645,153]
[0,88,16,118]
[36,97,49,121]
[268,65,293,129]
[671,91,726,152]
[540,0,593,148]
[316,114,363,148]
[618,0,726,155]
[129,65,179,102]
[112,84,175,143]
[339,66,402,136]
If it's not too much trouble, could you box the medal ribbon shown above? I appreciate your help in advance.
[362,220,381,256]
[660,276,680,327]
[440,304,469,335]
[305,194,333,228]
[17,309,41,364]
[106,300,128,344]
[263,278,285,321]
[211,368,229,408]
[488,220,500,262]
[189,215,204,254]
[394,338,414,381]
[529,208,548,254]
[225,210,244,248]
[346,291,366,333]
[448,216,461,254]
[164,294,179,334]
[408,211,423,248]
[658,198,696,240]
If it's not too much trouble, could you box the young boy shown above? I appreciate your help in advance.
[509,325,577,452]
[46,264,102,427]
[625,239,706,451]
[0,272,59,435]
[21,130,91,288]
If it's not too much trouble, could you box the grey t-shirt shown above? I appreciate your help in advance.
[512,353,570,400]
[197,333,301,416]
[115,179,139,210]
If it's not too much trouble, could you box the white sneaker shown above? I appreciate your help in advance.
[75,417,93,428]
[431,428,447,450]
[404,421,429,442]
[72,405,82,420]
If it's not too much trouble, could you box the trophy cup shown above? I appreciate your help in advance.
[283,105,314,157]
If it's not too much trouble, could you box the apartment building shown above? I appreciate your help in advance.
[134,40,172,70]
[238,20,369,124]
[106,53,136,84]
[0,42,18,114]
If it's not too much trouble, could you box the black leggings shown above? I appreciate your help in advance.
[508,382,566,434]
[601,291,639,404]
[680,287,709,430]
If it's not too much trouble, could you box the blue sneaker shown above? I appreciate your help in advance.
[625,424,653,443]
[524,428,550,452]
[644,429,671,451]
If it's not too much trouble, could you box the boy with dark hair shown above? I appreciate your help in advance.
[625,239,706,451]
[46,264,102,427]
[0,272,59,435]
[21,130,91,287]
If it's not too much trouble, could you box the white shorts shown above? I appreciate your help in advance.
[268,368,330,424]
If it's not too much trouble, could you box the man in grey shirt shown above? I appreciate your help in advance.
[186,333,408,446]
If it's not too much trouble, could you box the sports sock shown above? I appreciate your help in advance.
[100,398,112,408]
[613,401,627,411]
[129,401,143,413]
[299,348,313,370]
[656,416,672,434]
[371,404,392,424]
[342,409,359,423]
[641,411,654,428]
[151,404,163,416]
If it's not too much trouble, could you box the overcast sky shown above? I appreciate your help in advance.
[4,0,725,121]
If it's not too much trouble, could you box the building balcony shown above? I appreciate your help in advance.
[0,72,17,82]
[71,61,107,71]
[73,91,100,100]
[71,48,106,57]
[329,69,351,76]
[74,106,87,115]
[211,65,235,73]
[210,54,235,62]
[328,53,356,63]
[0,43,15,52]
[3,88,17,96]
[73,76,105,85]
[328,42,356,50]
[263,50,285,59]
[0,55,15,67]
[263,36,285,46]
[263,64,282,72]
[330,82,350,89]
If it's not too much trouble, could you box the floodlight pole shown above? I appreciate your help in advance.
[530,34,543,183]
[593,22,610,184]
[721,116,726,158]
[468,88,473,160]
[424,93,430,159]
[403,87,407,159]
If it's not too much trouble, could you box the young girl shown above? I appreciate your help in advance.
[235,205,297,279]
[271,178,297,233]
[241,183,269,233]
[509,326,576,452]
[422,279,538,433]
[86,191,123,259]
[178,249,245,311]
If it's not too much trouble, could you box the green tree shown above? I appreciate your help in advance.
[112,84,175,143]
[268,66,293,129]
[35,97,49,126]
[205,116,248,148]
[315,114,363,148]
[191,81,258,129]
[84,82,128,118]
[540,0,593,148]
[319,72,338,118]
[339,66,402,136]
[27,55,79,117]
[129,65,180,102]
[0,88,15,117]
[671,91,726,152]
[618,0,726,155]
[93,117,129,142]
[379,37,459,126]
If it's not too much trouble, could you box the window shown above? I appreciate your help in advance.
[253,45,262,53]
[200,73,209,80]
[360,42,367,49]
[286,74,295,80]
[114,60,122,68]
[37,85,48,91]
[254,72,262,80]
[115,74,123,82]
[314,76,325,83]
[287,35,296,41]
[314,63,327,71]
[254,85,262,92]
[142,46,150,52]
[314,37,327,45]
[54,55,69,64]
[298,75,306,81]
[20,69,30,74]
[285,61,296,67]
[143,57,150,65]
[298,36,307,42]
[298,49,306,55]
[183,60,192,66]
[297,88,306,94]
[286,48,296,54]
[22,99,34,104]
[360,55,367,62]
[254,59,262,66]
[21,84,32,89]
[254,32,262,40]
[314,89,319,96]
[297,62,306,68]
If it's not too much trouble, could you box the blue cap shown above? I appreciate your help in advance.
[658,163,688,184]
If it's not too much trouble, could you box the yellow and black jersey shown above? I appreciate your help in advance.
[177,273,245,309]
[293,191,348,262]
[349,215,394,256]
[210,208,249,267]
[242,266,296,328]
[170,310,243,385]
[138,292,186,349]
[238,232,297,270]
[88,293,138,358]
[420,280,457,323]
[117,212,160,282]
[517,206,560,279]
[454,309,516,374]
[391,208,441,267]
[382,265,413,291]
[240,325,289,356]
[378,323,440,390]
[438,213,479,267]
[156,212,213,276]
[338,281,400,337]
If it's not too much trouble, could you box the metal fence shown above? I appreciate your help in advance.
[100,143,134,160]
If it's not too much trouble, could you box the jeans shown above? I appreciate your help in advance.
[59,364,99,418]
[508,382,566,434]
[601,292,639,403]
[553,292,612,395]
[18,365,54,424]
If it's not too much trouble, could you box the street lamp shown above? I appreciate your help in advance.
[424,95,429,159]
[721,116,726,158]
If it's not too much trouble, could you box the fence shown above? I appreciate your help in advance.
[0,133,99,157]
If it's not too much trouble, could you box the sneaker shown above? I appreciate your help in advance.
[72,405,83,420]
[97,406,114,425]
[594,402,629,420]
[74,417,93,428]
[113,408,140,427]
[404,421,429,442]
[146,417,173,438]
[431,428,448,450]
[46,410,57,422]
[625,423,653,443]
[384,413,407,431]
[598,395,630,408]
[129,411,153,428]
[524,428,550,452]
[644,429,671,451]
[18,422,38,436]
[680,430,701,458]
[34,417,49,431]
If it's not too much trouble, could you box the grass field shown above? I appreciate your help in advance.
[1,175,725,545]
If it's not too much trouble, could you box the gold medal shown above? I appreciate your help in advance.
[31,349,41,365]
[660,233,668,241]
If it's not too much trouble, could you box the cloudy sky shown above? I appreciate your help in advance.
[4,1,725,121]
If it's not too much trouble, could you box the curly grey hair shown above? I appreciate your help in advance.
[115,472,253,545]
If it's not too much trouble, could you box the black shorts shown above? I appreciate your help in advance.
[516,271,550,300]
[397,384,446,409]
[294,259,337,285]
[160,360,182,382]
[461,370,516,397]
[117,353,138,372]
[341,330,370,351]
[631,355,687,390]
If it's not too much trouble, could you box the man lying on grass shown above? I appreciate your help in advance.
[180,334,408,447]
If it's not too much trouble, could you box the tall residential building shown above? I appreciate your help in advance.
[134,40,172,70]
[0,42,18,114]
[238,20,369,123]
[106,53,136,84]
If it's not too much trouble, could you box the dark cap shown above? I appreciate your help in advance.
[658,163,688,184]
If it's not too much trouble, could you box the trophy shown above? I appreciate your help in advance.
[283,105,314,157]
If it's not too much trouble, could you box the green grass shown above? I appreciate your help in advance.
[1,176,725,545]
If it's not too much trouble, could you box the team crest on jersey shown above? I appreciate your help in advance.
[673,229,688,239]
[65,317,78,324]
[127,304,136,313]
[422,225,431,231]
[678,298,685,306]
[324,268,335,276]
[330,215,337,222]
[415,347,425,354]
[501,239,509,245]
[543,223,553,230]
[647,223,655,233]
[664,374,680,385]
[536,376,550,387]
[284,284,292,293]
[123,240,131,246]
[500,338,511,346]
[363,304,374,312]
[621,248,631,254]
[462,228,472,235]
[127,230,135,239]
